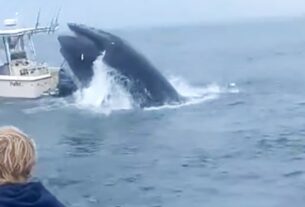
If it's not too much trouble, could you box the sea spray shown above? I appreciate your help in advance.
[74,55,133,114]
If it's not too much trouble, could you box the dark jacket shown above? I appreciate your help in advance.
[0,182,65,207]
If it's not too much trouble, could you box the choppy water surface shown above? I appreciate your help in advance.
[1,18,305,207]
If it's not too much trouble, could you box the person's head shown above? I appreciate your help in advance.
[0,126,36,184]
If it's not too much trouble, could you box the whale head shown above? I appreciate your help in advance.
[58,35,99,86]
[58,23,118,86]
[58,23,132,87]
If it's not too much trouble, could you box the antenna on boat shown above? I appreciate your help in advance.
[35,9,41,29]
[48,18,54,34]
[48,9,60,34]
[54,8,61,28]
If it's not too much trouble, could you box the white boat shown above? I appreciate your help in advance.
[0,14,60,98]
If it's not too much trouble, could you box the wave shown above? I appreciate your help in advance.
[145,77,239,111]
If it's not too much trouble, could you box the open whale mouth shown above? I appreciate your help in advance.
[57,23,124,95]
[58,35,100,86]
[58,23,122,86]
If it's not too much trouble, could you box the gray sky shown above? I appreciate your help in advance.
[2,0,305,29]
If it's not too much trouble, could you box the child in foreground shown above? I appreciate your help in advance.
[0,126,65,207]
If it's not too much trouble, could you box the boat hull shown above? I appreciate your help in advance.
[0,73,58,98]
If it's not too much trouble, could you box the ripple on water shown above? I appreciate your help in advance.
[46,177,84,188]
[283,171,304,178]
[60,133,104,157]
[180,150,214,168]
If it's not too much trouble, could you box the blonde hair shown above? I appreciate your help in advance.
[0,126,36,184]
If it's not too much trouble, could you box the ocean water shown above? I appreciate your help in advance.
[1,18,305,206]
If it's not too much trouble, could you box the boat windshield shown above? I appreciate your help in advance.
[0,34,34,65]
[11,51,27,60]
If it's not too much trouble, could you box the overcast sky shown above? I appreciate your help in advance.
[1,0,305,29]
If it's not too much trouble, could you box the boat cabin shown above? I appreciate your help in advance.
[0,16,60,98]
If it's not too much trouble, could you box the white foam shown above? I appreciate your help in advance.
[145,77,239,111]
[73,55,133,115]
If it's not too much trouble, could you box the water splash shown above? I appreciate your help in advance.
[73,55,133,115]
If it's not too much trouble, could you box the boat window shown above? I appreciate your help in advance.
[10,51,27,60]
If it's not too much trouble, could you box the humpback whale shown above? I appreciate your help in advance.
[57,23,182,107]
